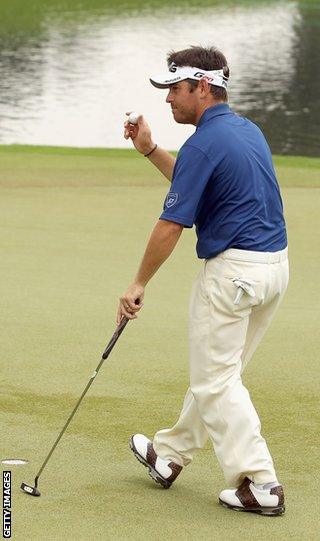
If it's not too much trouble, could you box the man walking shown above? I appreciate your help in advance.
[117,46,289,516]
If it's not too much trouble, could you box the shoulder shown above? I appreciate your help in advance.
[176,141,214,170]
[179,130,214,160]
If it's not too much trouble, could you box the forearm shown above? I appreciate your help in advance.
[134,219,183,286]
[146,146,176,182]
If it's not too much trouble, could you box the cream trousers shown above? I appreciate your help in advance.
[153,247,289,486]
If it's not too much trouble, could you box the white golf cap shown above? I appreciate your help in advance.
[150,62,228,89]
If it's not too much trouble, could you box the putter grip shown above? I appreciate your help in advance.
[102,318,128,359]
[101,298,140,359]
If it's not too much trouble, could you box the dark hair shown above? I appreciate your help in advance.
[167,46,229,101]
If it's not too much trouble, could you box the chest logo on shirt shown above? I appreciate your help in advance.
[165,192,179,208]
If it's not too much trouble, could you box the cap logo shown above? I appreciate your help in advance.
[169,62,178,73]
[164,76,181,83]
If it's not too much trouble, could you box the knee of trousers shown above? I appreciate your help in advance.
[190,364,241,401]
[190,378,237,413]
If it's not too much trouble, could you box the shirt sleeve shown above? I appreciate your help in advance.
[160,143,214,228]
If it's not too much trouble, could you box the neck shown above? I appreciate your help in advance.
[194,100,226,125]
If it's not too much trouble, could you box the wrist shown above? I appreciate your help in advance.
[144,144,157,158]
[134,278,147,288]
[140,142,156,156]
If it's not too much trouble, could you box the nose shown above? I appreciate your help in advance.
[166,89,173,103]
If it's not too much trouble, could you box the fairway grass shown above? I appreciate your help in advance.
[0,146,319,540]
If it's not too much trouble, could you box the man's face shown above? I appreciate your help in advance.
[166,81,198,125]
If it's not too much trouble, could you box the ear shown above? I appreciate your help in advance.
[198,77,212,97]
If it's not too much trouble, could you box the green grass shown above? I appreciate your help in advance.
[0,145,319,540]
[0,145,319,188]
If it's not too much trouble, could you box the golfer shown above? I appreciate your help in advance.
[117,46,289,516]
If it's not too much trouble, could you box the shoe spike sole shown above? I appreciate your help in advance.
[219,499,285,516]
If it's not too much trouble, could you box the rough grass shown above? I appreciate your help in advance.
[0,145,319,540]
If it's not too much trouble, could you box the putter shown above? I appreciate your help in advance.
[21,314,131,497]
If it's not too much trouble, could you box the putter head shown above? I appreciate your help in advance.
[20,482,41,497]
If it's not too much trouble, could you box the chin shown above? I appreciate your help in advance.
[173,113,192,125]
[176,119,193,125]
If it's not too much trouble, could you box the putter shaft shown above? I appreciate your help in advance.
[21,316,130,495]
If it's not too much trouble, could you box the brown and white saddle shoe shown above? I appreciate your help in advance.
[219,477,285,516]
[130,434,182,489]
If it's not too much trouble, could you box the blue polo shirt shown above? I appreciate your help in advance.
[160,104,287,259]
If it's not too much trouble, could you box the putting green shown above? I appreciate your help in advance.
[0,146,319,540]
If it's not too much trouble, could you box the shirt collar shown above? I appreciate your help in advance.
[197,103,232,128]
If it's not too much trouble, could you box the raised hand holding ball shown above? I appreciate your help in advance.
[124,111,155,156]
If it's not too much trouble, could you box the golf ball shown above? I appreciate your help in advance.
[128,112,140,125]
